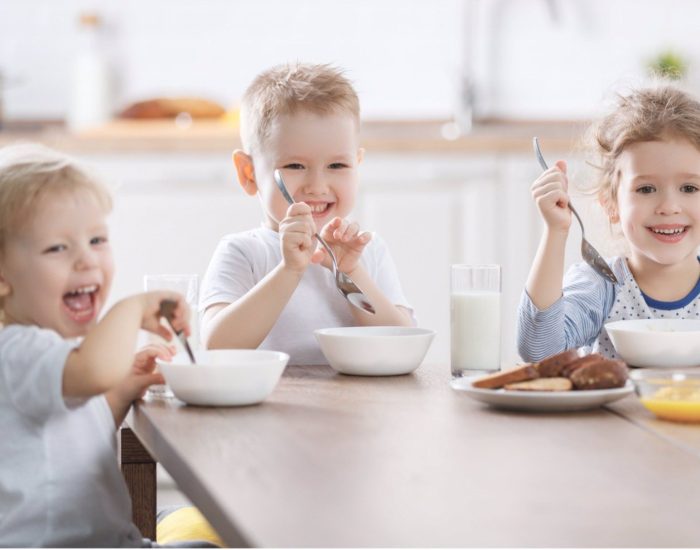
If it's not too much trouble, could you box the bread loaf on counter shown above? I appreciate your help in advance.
[120,98,226,119]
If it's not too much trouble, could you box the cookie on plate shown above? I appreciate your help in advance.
[472,364,538,389]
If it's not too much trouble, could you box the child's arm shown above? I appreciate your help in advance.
[202,203,316,349]
[525,160,572,310]
[316,218,414,327]
[105,342,173,426]
[62,291,190,398]
[517,261,614,362]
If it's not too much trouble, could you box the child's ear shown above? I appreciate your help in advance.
[232,150,258,196]
[357,147,365,165]
[600,196,620,224]
[0,270,11,298]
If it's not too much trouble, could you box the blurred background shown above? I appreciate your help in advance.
[0,0,696,366]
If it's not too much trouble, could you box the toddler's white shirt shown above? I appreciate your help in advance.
[0,325,143,547]
[200,226,415,365]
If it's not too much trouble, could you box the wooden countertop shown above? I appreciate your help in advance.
[0,118,588,155]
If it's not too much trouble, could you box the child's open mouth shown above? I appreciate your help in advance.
[307,201,334,219]
[647,225,689,243]
[62,284,99,323]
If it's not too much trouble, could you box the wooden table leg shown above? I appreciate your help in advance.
[119,426,156,540]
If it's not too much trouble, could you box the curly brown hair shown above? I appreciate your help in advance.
[589,82,700,219]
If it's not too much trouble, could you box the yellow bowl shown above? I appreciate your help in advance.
[630,369,700,423]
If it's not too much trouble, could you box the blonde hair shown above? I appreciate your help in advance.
[589,82,700,216]
[239,62,360,155]
[0,142,112,254]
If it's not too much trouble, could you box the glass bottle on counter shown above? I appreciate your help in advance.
[67,13,114,132]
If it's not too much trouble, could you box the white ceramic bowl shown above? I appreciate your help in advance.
[157,349,289,406]
[314,326,436,376]
[605,319,700,368]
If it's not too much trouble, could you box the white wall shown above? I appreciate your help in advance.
[2,0,700,122]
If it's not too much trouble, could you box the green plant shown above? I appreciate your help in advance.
[648,50,688,80]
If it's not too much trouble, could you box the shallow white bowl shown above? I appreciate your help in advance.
[605,319,700,368]
[314,326,436,376]
[157,349,289,406]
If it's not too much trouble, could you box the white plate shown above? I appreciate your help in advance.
[450,377,634,412]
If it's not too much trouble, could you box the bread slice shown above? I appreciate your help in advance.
[560,353,605,378]
[570,359,628,390]
[472,364,538,389]
[504,377,573,392]
[535,349,580,377]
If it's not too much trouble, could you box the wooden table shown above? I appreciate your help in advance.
[128,364,700,547]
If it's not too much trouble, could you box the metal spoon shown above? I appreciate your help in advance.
[273,170,376,315]
[533,137,619,285]
[159,299,197,363]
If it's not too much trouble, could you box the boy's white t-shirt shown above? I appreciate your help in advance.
[200,226,415,365]
[0,325,143,548]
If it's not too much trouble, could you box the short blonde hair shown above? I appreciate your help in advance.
[239,62,360,155]
[588,82,700,216]
[0,142,112,254]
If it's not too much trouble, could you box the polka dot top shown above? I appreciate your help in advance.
[517,256,700,361]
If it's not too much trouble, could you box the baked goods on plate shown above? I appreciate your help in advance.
[451,350,634,411]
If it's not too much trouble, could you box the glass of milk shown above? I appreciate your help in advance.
[143,274,199,398]
[450,265,501,377]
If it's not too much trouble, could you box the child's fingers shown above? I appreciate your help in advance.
[532,170,566,190]
[356,230,372,245]
[311,248,326,264]
[145,343,174,361]
[332,219,349,240]
[319,217,342,240]
[537,188,569,210]
[281,219,314,236]
[532,177,568,201]
[533,180,566,198]
[287,202,312,217]
[340,221,360,242]
[283,230,314,251]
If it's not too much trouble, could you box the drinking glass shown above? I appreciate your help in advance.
[450,265,501,377]
[143,274,199,397]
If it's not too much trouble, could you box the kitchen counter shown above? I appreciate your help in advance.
[0,118,587,154]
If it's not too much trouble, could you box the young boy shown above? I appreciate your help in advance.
[0,143,205,547]
[200,63,415,364]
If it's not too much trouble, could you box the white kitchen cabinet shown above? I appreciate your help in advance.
[80,150,582,366]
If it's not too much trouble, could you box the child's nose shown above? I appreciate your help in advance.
[74,247,98,270]
[302,170,328,195]
[655,192,682,215]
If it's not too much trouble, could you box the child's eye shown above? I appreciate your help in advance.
[90,236,108,246]
[636,185,655,194]
[43,244,67,254]
[283,163,304,170]
[328,163,349,169]
[681,184,699,193]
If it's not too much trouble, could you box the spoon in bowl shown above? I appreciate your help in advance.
[532,137,619,285]
[159,299,197,364]
[273,169,376,315]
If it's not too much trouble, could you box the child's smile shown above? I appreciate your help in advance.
[300,199,335,221]
[251,109,362,232]
[616,137,700,270]
[0,190,114,337]
[63,283,101,323]
[646,223,689,243]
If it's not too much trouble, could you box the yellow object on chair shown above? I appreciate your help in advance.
[157,506,224,547]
